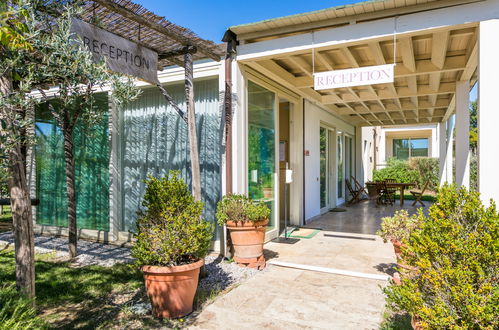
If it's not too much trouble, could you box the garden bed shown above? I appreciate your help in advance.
[0,236,258,329]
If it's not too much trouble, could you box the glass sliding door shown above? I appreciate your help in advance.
[248,81,276,229]
[320,127,328,210]
[337,132,344,204]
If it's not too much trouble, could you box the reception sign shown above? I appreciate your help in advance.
[314,64,394,90]
[71,19,159,84]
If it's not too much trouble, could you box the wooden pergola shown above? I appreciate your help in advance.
[79,0,226,201]
[82,0,224,67]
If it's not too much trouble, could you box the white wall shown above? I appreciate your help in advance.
[303,100,355,221]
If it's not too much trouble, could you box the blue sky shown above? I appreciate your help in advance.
[134,0,361,42]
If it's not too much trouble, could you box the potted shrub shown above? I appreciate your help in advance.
[131,172,213,318]
[216,194,270,269]
[383,185,499,329]
[377,210,420,258]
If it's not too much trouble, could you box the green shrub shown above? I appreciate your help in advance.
[0,285,46,330]
[408,157,439,190]
[216,194,271,226]
[383,185,499,329]
[470,153,478,192]
[377,210,421,243]
[373,158,419,184]
[131,172,213,267]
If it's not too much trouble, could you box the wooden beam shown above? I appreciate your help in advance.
[429,73,441,92]
[288,56,313,78]
[184,52,202,201]
[431,31,449,69]
[93,0,221,61]
[322,82,456,103]
[399,37,416,72]
[158,46,197,60]
[460,42,477,81]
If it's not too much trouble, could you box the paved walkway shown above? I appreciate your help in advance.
[191,201,429,329]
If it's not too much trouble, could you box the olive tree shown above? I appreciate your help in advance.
[0,0,138,297]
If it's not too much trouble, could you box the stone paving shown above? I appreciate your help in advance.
[190,200,430,330]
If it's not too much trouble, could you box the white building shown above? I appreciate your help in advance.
[31,0,499,251]
[376,124,439,169]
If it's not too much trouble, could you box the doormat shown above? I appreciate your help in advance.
[285,227,321,239]
[330,207,346,212]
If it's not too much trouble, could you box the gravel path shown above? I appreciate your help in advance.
[0,232,259,288]
[0,231,133,267]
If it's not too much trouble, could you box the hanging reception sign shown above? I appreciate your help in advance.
[314,64,394,90]
[71,19,159,84]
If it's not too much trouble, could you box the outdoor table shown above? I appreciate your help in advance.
[385,183,416,206]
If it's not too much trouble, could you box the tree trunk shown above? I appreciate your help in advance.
[184,52,202,201]
[62,122,77,258]
[0,74,36,299]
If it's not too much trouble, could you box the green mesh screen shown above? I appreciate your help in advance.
[35,93,110,231]
[120,79,222,237]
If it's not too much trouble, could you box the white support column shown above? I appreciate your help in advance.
[355,125,365,185]
[455,80,470,188]
[478,19,499,206]
[445,115,455,184]
[438,121,447,186]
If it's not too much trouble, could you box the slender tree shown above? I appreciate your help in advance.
[0,0,39,298]
[1,0,139,297]
[35,5,139,258]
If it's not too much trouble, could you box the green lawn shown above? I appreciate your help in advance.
[394,194,436,202]
[0,249,221,329]
[0,206,12,233]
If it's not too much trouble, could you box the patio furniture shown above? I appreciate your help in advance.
[384,182,416,206]
[351,176,368,197]
[345,179,361,205]
[384,178,398,201]
[378,181,395,206]
[410,180,429,207]
[365,182,380,206]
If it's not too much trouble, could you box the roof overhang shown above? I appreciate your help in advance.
[233,0,497,126]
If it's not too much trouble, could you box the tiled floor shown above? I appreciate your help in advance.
[306,199,431,235]
[190,201,430,329]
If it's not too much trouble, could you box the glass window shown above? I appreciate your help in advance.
[248,81,276,229]
[320,127,327,209]
[35,93,110,231]
[410,138,429,157]
[393,138,428,159]
[337,134,343,199]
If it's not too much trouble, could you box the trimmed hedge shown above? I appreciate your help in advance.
[374,157,439,190]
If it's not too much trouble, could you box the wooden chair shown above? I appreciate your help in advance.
[384,178,398,201]
[378,181,396,206]
[345,179,361,205]
[411,180,429,207]
[351,176,368,197]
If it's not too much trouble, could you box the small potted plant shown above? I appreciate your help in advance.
[216,194,270,269]
[132,172,213,318]
[377,210,420,258]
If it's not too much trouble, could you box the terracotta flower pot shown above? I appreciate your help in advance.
[141,258,204,318]
[227,219,268,263]
[391,239,403,254]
